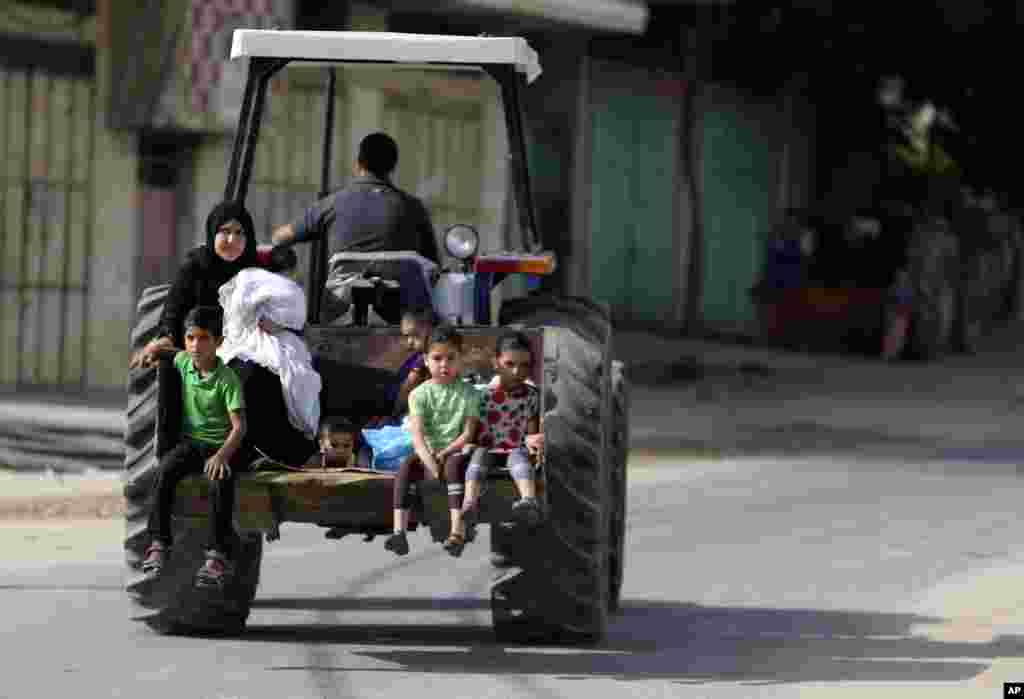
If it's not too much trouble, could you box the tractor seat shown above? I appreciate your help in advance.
[326,251,439,324]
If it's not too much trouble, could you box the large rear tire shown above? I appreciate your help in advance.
[127,524,263,636]
[491,295,616,642]
[607,360,629,614]
[123,285,263,635]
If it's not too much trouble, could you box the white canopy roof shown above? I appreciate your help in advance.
[230,30,542,83]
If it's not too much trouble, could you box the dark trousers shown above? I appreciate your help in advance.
[229,358,318,466]
[147,440,247,554]
[392,451,471,510]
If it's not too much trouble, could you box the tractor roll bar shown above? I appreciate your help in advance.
[308,67,337,324]
[484,64,541,254]
[223,58,288,203]
[223,57,541,323]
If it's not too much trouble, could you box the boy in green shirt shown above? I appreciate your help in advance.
[142,306,247,589]
[385,325,481,558]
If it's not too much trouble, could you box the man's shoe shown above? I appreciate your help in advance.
[384,530,409,556]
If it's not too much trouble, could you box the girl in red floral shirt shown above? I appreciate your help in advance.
[464,331,544,527]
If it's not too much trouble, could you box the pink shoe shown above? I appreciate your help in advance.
[141,542,169,576]
[194,550,232,589]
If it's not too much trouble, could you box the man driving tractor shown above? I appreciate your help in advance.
[271,132,441,323]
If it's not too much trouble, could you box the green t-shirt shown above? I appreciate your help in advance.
[174,351,244,447]
[407,379,481,453]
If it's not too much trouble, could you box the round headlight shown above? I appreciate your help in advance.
[444,224,479,260]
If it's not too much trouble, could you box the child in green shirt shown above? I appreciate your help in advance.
[384,325,481,558]
[142,306,247,589]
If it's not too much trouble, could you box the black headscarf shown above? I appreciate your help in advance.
[155,200,259,347]
[197,199,258,287]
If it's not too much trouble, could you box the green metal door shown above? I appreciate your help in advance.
[700,100,776,326]
[589,63,678,324]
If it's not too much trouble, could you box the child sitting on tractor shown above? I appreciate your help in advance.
[393,306,434,416]
[309,416,360,469]
[266,416,362,544]
[384,325,481,558]
[358,307,433,471]
[364,306,434,428]
[464,330,544,530]
[141,306,247,589]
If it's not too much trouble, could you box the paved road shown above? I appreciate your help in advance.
[2,449,1023,698]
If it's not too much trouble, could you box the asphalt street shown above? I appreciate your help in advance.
[3,323,1024,697]
[2,447,1023,698]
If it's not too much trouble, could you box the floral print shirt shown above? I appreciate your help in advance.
[478,382,540,452]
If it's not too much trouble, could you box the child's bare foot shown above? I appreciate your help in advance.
[384,530,409,556]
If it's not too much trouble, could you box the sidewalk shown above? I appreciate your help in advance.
[0,396,123,473]
[0,469,122,520]
[618,321,1024,463]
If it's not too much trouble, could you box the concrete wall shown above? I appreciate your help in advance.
[0,1,138,392]
[89,0,139,391]
[0,2,96,43]
[87,127,137,390]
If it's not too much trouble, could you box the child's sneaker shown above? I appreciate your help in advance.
[195,550,232,589]
[141,542,169,575]
[511,497,542,527]
[384,530,409,556]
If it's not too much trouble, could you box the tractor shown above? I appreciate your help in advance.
[123,30,630,643]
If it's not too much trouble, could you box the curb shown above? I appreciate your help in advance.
[0,471,123,521]
[0,493,125,521]
[625,354,834,389]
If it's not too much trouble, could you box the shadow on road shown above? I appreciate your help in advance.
[245,597,1022,684]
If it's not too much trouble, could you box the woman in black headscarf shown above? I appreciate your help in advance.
[132,200,318,465]
[134,200,259,363]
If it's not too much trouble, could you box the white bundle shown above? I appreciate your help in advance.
[217,268,321,438]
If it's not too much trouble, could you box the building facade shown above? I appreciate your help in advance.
[1,0,822,394]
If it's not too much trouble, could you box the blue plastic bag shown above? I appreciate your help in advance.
[361,423,415,472]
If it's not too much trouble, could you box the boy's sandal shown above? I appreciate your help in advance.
[195,550,232,589]
[442,532,467,558]
[141,542,169,575]
[384,530,409,556]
